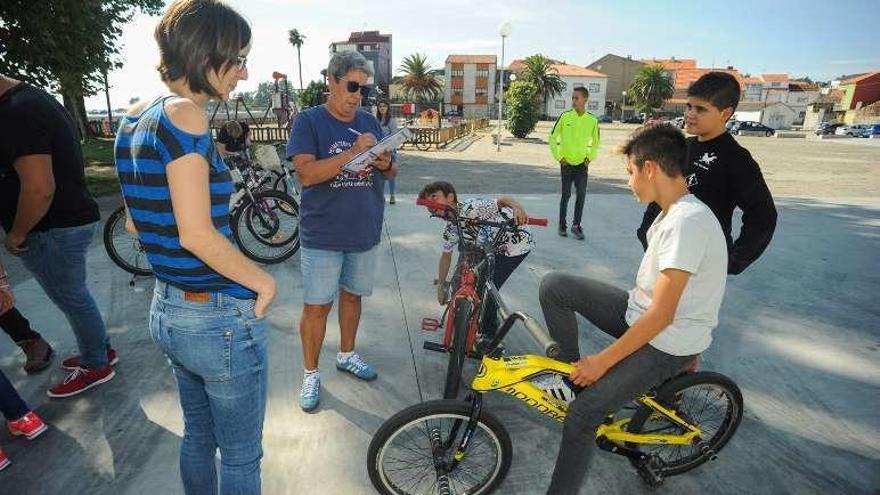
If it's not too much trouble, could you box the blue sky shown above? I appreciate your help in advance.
[86,0,880,110]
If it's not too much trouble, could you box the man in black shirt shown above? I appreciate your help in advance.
[0,73,115,398]
[216,120,250,156]
[636,72,776,275]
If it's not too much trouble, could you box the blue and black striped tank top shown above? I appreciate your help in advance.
[114,96,254,298]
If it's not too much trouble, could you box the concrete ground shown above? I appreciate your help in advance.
[1,126,878,494]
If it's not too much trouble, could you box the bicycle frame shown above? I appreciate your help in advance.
[470,354,703,447]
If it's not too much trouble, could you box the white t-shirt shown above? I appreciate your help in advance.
[442,198,534,257]
[626,195,728,356]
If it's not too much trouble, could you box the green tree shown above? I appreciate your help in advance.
[504,80,541,138]
[299,80,329,108]
[398,53,443,103]
[519,54,565,117]
[0,0,163,137]
[628,65,674,117]
[287,28,306,91]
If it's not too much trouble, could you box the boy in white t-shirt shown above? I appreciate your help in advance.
[539,124,728,494]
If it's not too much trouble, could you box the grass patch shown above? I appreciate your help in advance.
[82,137,118,196]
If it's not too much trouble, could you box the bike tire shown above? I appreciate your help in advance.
[231,190,300,264]
[626,371,743,476]
[444,298,473,399]
[103,206,152,276]
[367,399,512,495]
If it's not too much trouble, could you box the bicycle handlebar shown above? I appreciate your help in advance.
[416,197,548,227]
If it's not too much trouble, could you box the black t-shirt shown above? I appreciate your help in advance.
[0,83,100,232]
[216,121,250,152]
[636,132,777,274]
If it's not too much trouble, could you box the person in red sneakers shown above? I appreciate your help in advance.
[1,368,48,471]
[0,72,116,397]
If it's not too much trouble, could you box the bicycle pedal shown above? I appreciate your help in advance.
[421,318,441,332]
[423,341,447,353]
[635,455,665,489]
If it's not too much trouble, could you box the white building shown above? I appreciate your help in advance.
[444,55,497,119]
[734,101,799,129]
[506,60,608,119]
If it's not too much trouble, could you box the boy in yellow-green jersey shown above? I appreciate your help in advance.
[549,87,601,240]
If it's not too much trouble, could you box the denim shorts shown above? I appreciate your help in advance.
[300,245,378,305]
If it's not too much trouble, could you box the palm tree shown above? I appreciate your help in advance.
[287,29,306,91]
[628,65,674,117]
[398,53,443,103]
[520,54,565,116]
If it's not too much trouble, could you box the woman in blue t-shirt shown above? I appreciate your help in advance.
[113,1,276,493]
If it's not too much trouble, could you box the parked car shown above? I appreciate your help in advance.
[730,121,775,137]
[598,114,613,123]
[623,115,644,124]
[815,122,845,135]
[725,120,739,131]
[835,124,870,137]
[860,123,880,138]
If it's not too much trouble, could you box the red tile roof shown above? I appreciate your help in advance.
[761,73,789,83]
[842,71,880,84]
[639,58,698,71]
[504,59,606,78]
[446,55,497,64]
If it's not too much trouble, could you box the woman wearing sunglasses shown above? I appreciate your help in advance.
[286,50,398,412]
[114,1,275,493]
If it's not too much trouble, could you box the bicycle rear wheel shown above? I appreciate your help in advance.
[232,190,300,264]
[443,299,473,399]
[626,371,743,476]
[103,206,152,276]
[367,399,512,495]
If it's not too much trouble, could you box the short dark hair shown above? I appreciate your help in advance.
[620,124,689,178]
[155,0,251,99]
[687,72,741,112]
[419,181,457,202]
[573,87,589,99]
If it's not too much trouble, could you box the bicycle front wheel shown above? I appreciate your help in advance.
[232,190,300,264]
[443,299,473,399]
[626,371,743,476]
[367,399,512,495]
[103,206,152,276]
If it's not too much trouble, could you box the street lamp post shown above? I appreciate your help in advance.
[497,22,512,152]
[621,90,627,121]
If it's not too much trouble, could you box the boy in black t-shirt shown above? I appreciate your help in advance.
[216,120,250,156]
[636,72,777,275]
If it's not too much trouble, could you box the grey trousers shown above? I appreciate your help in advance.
[538,272,695,495]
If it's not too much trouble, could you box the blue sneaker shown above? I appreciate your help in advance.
[336,353,378,381]
[299,372,321,412]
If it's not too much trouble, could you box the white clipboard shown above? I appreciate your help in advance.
[341,127,413,173]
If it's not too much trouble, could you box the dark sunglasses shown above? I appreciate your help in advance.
[342,79,373,97]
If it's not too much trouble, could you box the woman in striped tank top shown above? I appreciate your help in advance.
[113,1,276,493]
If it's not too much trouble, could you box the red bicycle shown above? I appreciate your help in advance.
[416,197,548,398]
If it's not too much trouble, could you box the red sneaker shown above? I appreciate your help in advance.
[7,411,48,440]
[61,348,118,371]
[0,445,9,471]
[47,365,115,398]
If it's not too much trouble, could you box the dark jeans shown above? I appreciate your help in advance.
[538,272,695,495]
[559,164,588,228]
[480,253,528,338]
[0,307,40,343]
[0,369,29,421]
[18,222,110,369]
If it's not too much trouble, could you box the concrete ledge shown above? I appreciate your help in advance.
[735,130,774,137]
[817,134,852,139]
[774,132,806,139]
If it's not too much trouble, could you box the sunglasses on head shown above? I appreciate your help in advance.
[342,79,373,97]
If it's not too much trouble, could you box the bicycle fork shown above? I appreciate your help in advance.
[429,394,484,492]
